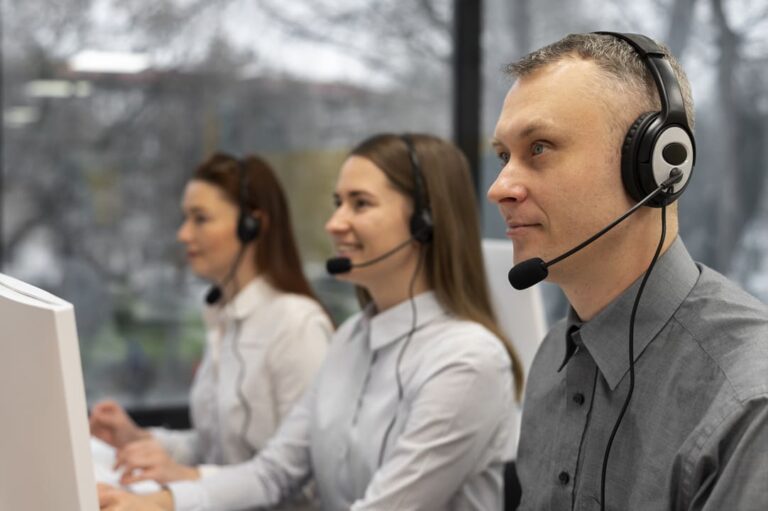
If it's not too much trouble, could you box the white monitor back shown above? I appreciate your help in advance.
[0,273,98,511]
[482,239,547,377]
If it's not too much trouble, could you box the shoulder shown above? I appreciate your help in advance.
[416,315,513,375]
[267,292,331,327]
[674,264,768,401]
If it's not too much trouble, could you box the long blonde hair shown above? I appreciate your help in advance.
[351,133,524,399]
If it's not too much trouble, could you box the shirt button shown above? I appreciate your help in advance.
[573,392,585,405]
[558,471,570,485]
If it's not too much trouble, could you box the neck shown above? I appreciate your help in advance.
[557,219,678,321]
[220,246,259,303]
[366,254,431,313]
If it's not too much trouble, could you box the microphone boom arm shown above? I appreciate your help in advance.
[545,168,682,270]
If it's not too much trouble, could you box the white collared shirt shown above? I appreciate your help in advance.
[169,291,515,511]
[151,277,332,473]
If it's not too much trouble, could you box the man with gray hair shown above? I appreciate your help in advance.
[488,32,768,510]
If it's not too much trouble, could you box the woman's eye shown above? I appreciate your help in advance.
[497,152,510,165]
[532,142,546,156]
[354,199,370,210]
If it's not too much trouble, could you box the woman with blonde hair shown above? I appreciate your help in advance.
[99,134,522,511]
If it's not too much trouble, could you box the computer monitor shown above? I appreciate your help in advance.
[482,238,547,375]
[0,273,98,511]
[482,239,548,460]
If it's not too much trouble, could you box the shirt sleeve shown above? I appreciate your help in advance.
[352,342,513,511]
[683,396,768,511]
[150,427,203,466]
[167,381,316,511]
[268,304,332,422]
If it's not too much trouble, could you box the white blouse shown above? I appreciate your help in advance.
[169,291,515,511]
[151,277,332,473]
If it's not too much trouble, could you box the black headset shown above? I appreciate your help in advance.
[232,157,260,451]
[203,156,259,304]
[595,31,696,207]
[373,135,435,467]
[400,134,434,244]
[236,157,261,243]
[593,32,695,511]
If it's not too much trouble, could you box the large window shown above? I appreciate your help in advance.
[1,0,453,408]
[481,0,768,320]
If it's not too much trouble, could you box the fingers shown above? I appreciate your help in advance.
[90,400,128,446]
[115,439,173,485]
[97,485,164,511]
[120,467,159,486]
[114,439,166,470]
[90,400,148,448]
[97,483,128,509]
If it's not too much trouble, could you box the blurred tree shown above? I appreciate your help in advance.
[1,0,456,405]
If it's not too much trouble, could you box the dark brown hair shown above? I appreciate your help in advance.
[193,152,323,307]
[350,134,524,399]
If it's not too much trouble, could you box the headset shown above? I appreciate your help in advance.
[204,157,260,305]
[236,158,261,243]
[205,156,261,452]
[374,134,435,467]
[593,32,696,511]
[326,134,434,275]
[401,134,434,244]
[595,31,696,207]
[508,32,696,290]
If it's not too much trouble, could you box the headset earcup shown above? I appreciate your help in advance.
[237,214,261,243]
[410,209,434,244]
[621,111,658,204]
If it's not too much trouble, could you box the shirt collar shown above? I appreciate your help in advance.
[354,291,447,352]
[558,312,583,372]
[561,237,700,390]
[202,276,276,326]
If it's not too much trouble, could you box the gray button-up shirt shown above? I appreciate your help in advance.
[517,238,768,510]
[170,291,514,511]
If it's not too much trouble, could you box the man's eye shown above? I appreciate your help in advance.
[532,142,546,156]
[497,152,510,165]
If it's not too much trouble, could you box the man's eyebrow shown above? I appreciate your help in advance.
[519,120,558,139]
[494,119,559,146]
[490,138,507,152]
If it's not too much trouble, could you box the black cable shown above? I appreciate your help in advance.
[231,317,254,452]
[227,247,256,453]
[209,242,256,452]
[377,245,426,467]
[599,199,668,511]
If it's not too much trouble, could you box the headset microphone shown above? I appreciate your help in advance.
[326,238,413,275]
[205,286,223,304]
[508,167,683,290]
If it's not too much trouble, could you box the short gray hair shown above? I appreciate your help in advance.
[506,33,695,133]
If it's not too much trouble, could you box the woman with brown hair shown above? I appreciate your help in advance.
[90,153,332,496]
[99,134,521,511]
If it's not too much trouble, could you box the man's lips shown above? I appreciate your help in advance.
[505,222,541,236]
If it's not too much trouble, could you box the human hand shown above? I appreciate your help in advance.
[90,400,150,448]
[97,484,170,511]
[115,438,200,485]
